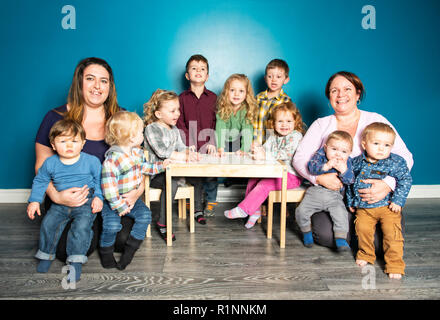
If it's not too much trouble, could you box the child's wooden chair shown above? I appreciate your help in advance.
[143,151,195,237]
[265,186,306,239]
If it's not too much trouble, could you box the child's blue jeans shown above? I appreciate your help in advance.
[35,198,97,264]
[100,198,151,248]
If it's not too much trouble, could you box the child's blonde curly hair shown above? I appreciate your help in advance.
[143,89,179,125]
[105,111,143,146]
[216,74,258,124]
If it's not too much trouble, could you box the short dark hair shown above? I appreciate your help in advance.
[265,59,289,77]
[49,119,86,145]
[185,54,209,73]
[325,71,365,101]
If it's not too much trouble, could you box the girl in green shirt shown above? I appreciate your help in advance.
[216,74,258,155]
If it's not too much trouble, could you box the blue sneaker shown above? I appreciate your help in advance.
[335,238,350,252]
[303,232,314,248]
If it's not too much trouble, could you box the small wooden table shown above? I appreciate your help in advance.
[165,153,288,248]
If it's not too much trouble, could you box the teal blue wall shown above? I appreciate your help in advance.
[1,0,439,188]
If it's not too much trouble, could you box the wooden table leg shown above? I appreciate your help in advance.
[280,166,287,249]
[166,167,173,246]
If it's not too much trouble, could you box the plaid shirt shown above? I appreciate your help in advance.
[101,146,164,213]
[144,122,188,163]
[253,89,291,144]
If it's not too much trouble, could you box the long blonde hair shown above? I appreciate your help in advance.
[217,74,258,124]
[143,89,179,125]
[64,57,120,122]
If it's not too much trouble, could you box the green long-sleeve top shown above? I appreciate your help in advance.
[215,107,253,152]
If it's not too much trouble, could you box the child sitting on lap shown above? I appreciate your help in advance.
[27,119,103,283]
[100,111,168,270]
[295,130,354,251]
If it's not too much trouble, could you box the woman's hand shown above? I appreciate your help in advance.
[48,184,90,207]
[316,172,342,191]
[358,179,392,204]
[122,178,145,209]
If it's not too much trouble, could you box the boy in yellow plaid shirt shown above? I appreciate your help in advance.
[253,59,291,145]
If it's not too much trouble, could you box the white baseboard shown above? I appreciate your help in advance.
[1,185,439,203]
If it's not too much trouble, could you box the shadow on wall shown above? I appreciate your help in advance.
[296,91,325,129]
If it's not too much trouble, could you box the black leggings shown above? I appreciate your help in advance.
[43,198,133,262]
[310,210,405,253]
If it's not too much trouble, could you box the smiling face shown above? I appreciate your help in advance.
[82,64,110,109]
[51,133,85,162]
[362,130,395,162]
[324,138,352,163]
[328,75,360,116]
[273,110,295,136]
[155,98,181,128]
[265,67,289,94]
[228,79,247,107]
[185,60,209,85]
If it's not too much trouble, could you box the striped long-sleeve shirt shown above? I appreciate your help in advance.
[253,89,291,144]
[101,146,164,213]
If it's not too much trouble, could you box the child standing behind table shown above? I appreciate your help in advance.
[346,122,412,280]
[144,89,206,243]
[177,54,219,217]
[295,130,354,251]
[100,111,167,270]
[215,73,258,156]
[253,59,292,145]
[224,101,304,229]
[27,119,103,283]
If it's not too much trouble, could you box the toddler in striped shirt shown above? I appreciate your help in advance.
[99,111,169,270]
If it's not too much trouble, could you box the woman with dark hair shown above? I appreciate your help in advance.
[292,71,413,249]
[35,57,142,262]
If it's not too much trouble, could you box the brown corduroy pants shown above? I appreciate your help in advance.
[355,206,405,275]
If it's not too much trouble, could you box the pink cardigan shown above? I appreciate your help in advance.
[292,110,414,190]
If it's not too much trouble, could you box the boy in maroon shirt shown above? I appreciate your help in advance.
[177,54,219,216]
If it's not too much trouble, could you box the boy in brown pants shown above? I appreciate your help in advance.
[346,122,412,279]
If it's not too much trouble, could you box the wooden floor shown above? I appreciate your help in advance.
[0,198,439,300]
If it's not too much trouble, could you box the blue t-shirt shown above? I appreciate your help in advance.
[35,105,111,163]
[28,152,103,203]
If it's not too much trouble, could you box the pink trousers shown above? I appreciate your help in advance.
[238,173,302,216]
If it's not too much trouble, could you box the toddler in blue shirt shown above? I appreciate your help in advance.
[346,122,412,279]
[27,119,103,283]
[295,130,354,251]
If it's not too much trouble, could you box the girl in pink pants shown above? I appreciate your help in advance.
[224,102,304,228]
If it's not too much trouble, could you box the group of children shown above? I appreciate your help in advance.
[27,55,412,282]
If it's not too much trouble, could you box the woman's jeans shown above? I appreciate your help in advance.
[35,198,97,264]
[99,198,151,248]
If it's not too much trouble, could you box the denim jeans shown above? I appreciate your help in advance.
[203,177,218,203]
[100,198,151,248]
[35,198,97,264]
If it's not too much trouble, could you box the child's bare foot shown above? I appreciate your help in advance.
[388,273,402,280]
[356,259,368,267]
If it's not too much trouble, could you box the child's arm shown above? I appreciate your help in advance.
[144,124,175,160]
[307,148,330,176]
[337,158,355,185]
[388,155,413,208]
[27,202,41,220]
[90,159,104,213]
[101,160,130,215]
[28,159,52,204]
